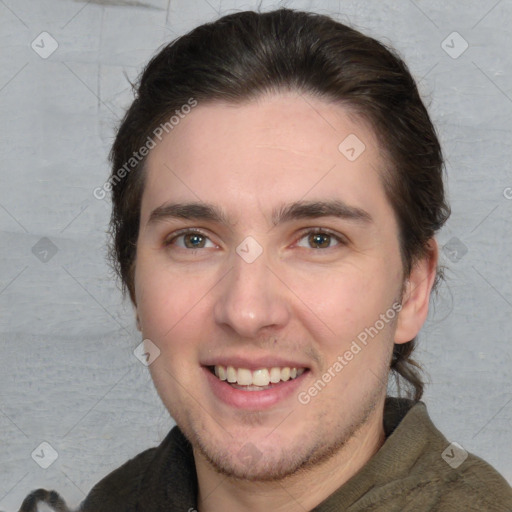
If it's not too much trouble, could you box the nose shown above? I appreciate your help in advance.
[213,248,291,339]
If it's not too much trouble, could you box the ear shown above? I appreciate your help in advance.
[394,238,438,344]
[132,274,141,332]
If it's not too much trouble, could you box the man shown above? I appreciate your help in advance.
[20,7,512,512]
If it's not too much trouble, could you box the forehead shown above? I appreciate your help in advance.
[140,92,394,228]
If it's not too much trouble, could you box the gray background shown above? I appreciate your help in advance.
[1,0,511,509]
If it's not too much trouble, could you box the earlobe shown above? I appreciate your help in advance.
[394,239,439,344]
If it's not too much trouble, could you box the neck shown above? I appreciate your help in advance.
[195,396,387,512]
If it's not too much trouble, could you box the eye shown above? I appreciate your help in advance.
[295,229,345,249]
[165,230,216,250]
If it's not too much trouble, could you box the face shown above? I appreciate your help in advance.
[134,92,409,481]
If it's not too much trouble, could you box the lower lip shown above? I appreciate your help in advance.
[203,367,308,410]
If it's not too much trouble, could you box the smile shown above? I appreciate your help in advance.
[210,365,306,390]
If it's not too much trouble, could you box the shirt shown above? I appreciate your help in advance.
[73,397,512,510]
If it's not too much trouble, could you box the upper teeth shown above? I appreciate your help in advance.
[214,365,305,386]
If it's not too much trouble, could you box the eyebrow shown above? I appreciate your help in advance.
[146,199,373,228]
[147,202,231,227]
[271,199,373,226]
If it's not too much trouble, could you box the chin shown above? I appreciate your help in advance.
[191,417,360,483]
[196,440,316,482]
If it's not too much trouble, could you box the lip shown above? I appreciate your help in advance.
[201,355,310,372]
[203,365,309,410]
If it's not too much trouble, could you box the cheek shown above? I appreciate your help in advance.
[289,263,394,345]
[134,259,206,345]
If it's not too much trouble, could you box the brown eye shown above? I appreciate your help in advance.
[308,232,331,249]
[296,229,345,250]
[183,233,207,248]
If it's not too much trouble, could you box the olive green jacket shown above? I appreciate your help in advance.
[79,397,512,511]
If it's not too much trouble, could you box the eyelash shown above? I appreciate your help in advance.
[163,228,347,251]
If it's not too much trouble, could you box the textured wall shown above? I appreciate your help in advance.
[0,0,511,509]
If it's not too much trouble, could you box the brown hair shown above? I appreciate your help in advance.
[108,8,450,401]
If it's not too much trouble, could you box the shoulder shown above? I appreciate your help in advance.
[397,401,512,511]
[430,451,512,511]
[78,426,195,512]
[78,445,158,512]
[373,399,512,511]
